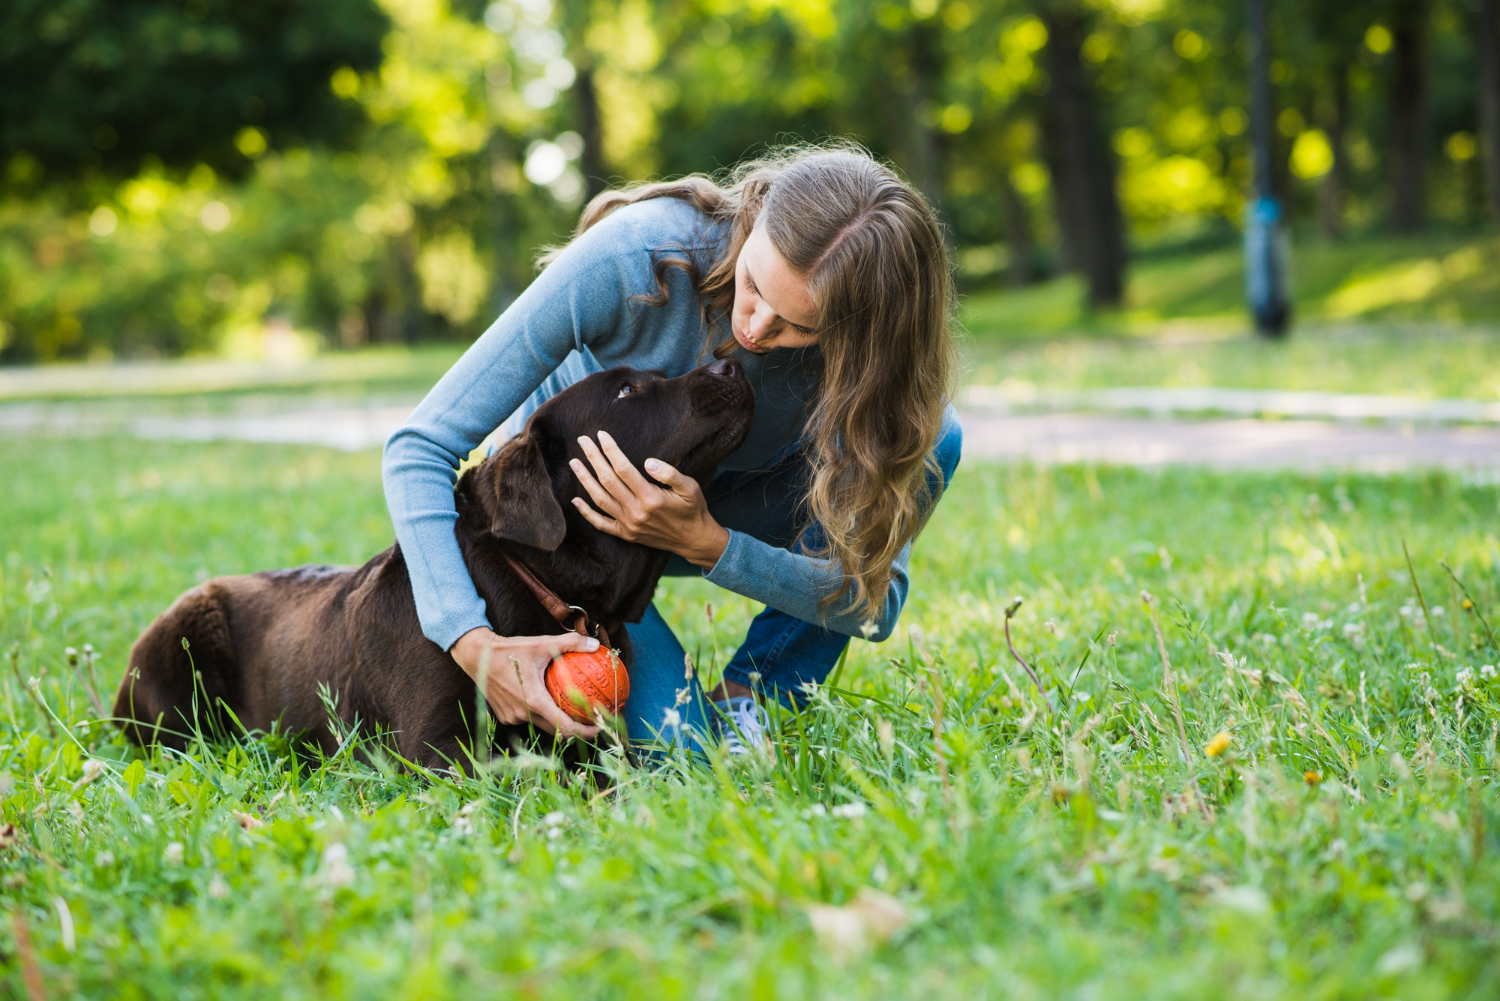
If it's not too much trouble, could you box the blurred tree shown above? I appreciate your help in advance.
[1389,0,1430,230]
[0,0,389,192]
[1037,2,1126,308]
[1301,1,1370,238]
[1476,0,1500,224]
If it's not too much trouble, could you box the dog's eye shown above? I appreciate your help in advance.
[616,384,634,399]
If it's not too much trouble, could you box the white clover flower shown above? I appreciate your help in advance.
[208,874,230,899]
[80,759,106,784]
[321,843,354,888]
[94,850,114,868]
[453,801,482,836]
[1342,622,1363,637]
[831,802,868,820]
[546,827,563,841]
[1302,612,1320,627]
[542,811,565,828]
[1482,665,1497,680]
[802,804,828,819]
[163,841,184,866]
[1432,606,1446,617]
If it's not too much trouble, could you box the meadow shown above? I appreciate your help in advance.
[2,431,1498,998]
[963,231,1500,399]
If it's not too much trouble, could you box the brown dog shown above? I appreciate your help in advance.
[114,360,754,769]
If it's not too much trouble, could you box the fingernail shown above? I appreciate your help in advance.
[644,459,662,473]
[569,458,582,468]
[598,431,612,441]
[585,638,600,650]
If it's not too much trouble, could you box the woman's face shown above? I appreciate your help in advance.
[730,222,821,354]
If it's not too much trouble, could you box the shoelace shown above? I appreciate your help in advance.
[715,696,767,755]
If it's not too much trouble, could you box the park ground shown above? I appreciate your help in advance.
[3,232,1500,998]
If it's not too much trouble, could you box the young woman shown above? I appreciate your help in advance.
[383,142,962,754]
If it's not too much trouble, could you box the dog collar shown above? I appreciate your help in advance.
[501,553,612,649]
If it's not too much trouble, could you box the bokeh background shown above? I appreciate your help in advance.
[3,0,1498,368]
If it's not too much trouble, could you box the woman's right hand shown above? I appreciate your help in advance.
[450,626,602,739]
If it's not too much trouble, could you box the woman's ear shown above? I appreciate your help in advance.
[483,435,566,551]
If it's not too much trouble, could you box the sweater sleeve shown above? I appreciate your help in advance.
[702,531,914,641]
[382,215,647,651]
[701,406,964,642]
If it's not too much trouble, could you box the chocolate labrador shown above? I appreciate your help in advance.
[113,360,755,768]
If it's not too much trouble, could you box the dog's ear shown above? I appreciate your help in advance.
[483,434,566,551]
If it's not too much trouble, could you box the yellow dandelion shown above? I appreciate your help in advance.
[1304,770,1322,785]
[1462,599,1475,611]
[1205,731,1231,757]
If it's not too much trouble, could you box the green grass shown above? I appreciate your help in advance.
[963,232,1500,399]
[4,434,1500,998]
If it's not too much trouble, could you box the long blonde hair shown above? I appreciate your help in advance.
[549,142,956,622]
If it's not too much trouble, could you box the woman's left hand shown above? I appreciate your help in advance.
[570,431,730,570]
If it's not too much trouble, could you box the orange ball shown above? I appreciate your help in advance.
[547,647,630,722]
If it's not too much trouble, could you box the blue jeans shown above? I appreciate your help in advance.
[622,415,963,755]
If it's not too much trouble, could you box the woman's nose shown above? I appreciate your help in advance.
[749,302,778,336]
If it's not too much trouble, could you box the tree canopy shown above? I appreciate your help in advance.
[0,0,389,189]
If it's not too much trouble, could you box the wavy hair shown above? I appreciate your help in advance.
[545,142,955,622]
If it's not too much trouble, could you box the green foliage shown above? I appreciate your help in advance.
[2,434,1499,996]
[3,0,1495,361]
[0,0,389,190]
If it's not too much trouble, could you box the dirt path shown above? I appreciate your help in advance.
[3,389,1499,471]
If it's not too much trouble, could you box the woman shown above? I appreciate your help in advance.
[383,142,962,754]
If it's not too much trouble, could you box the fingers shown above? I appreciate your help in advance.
[571,495,624,536]
[547,632,601,656]
[643,458,698,499]
[529,691,601,740]
[570,455,623,517]
[595,432,652,492]
[576,435,640,505]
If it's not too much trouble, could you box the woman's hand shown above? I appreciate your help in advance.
[450,627,601,739]
[569,431,730,570]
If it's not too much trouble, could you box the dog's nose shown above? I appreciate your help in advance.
[708,358,742,380]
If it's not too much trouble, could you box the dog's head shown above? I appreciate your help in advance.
[466,359,755,553]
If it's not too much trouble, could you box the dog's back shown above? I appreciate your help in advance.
[115,555,443,755]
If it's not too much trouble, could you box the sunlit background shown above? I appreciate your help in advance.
[2,0,1498,371]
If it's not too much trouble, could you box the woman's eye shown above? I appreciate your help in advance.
[616,384,634,399]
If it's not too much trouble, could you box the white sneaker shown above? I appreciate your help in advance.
[714,696,768,755]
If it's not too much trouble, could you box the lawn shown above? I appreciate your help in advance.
[963,231,1500,399]
[3,434,1499,998]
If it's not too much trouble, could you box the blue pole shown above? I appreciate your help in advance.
[1246,0,1291,336]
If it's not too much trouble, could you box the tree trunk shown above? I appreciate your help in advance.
[1318,60,1350,239]
[997,162,1036,286]
[1038,6,1126,308]
[572,63,609,201]
[1477,0,1500,226]
[1389,0,1428,232]
[893,18,945,215]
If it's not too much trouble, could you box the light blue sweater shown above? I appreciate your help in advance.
[382,197,916,651]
